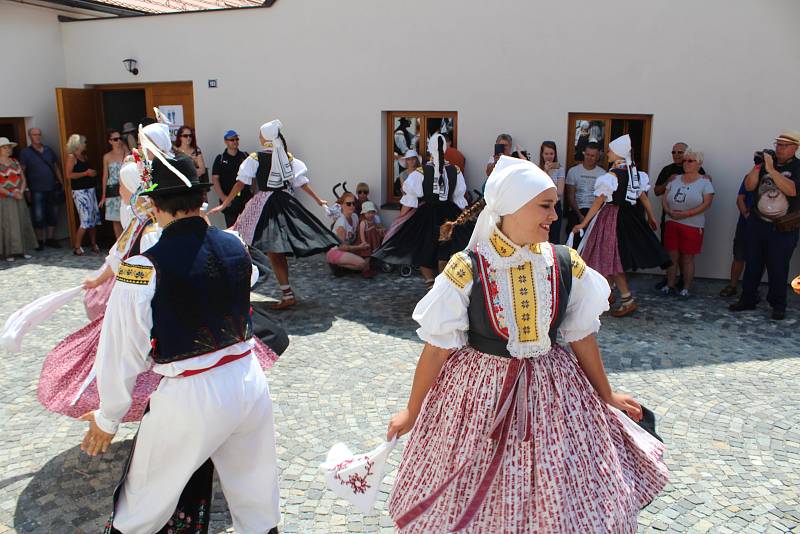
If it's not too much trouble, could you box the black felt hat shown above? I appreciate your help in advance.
[141,153,208,197]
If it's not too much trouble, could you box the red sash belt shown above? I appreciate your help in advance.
[396,357,534,531]
[178,350,251,377]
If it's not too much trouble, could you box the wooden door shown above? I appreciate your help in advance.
[146,82,195,130]
[55,88,104,243]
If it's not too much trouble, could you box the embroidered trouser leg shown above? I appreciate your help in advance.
[113,354,280,534]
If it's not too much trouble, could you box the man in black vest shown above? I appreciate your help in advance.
[80,153,280,534]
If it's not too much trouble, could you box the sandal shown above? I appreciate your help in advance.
[91,244,101,254]
[719,285,737,297]
[73,247,85,256]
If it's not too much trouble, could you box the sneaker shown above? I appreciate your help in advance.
[659,286,676,296]
[771,309,786,321]
[654,278,668,290]
[22,254,32,259]
[729,300,757,312]
[678,289,690,298]
[719,285,738,297]
[5,256,14,262]
[35,243,45,252]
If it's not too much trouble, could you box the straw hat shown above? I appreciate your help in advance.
[0,137,18,149]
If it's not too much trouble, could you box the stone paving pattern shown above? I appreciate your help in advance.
[1,247,799,533]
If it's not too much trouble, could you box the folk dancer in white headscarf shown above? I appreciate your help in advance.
[372,133,467,288]
[386,156,668,533]
[210,119,338,309]
[571,134,670,317]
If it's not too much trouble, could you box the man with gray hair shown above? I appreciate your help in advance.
[19,128,63,249]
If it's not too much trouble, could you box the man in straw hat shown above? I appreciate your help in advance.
[731,129,800,320]
[79,150,280,534]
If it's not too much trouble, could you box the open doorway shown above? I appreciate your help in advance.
[0,117,27,159]
[55,81,195,247]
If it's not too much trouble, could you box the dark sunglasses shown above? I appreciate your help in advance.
[180,133,193,138]
[671,150,685,155]
[357,190,369,195]
[343,201,355,206]
[109,137,121,142]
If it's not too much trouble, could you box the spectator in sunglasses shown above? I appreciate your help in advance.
[326,192,372,276]
[100,129,130,238]
[174,125,207,185]
[211,130,252,227]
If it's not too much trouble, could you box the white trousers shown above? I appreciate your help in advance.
[114,354,280,534]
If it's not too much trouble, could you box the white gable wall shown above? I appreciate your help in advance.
[49,0,800,278]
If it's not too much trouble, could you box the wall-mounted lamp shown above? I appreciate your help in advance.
[123,58,139,76]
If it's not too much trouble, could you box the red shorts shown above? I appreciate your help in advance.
[664,221,704,255]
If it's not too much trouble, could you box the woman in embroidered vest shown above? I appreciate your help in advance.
[372,133,468,288]
[386,156,668,533]
[210,119,338,309]
[34,122,280,425]
[572,134,670,317]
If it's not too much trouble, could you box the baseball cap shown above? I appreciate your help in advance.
[224,130,239,140]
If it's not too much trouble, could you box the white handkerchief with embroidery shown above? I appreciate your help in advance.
[320,437,397,514]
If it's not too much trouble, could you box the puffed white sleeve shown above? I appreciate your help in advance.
[558,248,611,343]
[236,155,258,186]
[93,255,156,434]
[290,158,310,188]
[638,171,651,193]
[400,171,424,208]
[593,173,618,202]
[453,170,468,209]
[412,251,472,349]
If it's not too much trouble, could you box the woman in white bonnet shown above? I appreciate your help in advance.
[572,134,670,317]
[386,156,668,532]
[210,120,338,309]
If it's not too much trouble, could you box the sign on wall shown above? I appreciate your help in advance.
[157,105,184,139]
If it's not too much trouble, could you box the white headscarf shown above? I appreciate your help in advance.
[608,134,641,204]
[138,122,191,189]
[467,156,556,249]
[260,119,294,188]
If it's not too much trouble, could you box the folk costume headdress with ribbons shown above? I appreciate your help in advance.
[427,132,449,202]
[467,155,556,250]
[137,108,195,196]
[608,134,642,205]
[260,119,295,189]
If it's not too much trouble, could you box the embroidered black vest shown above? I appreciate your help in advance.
[143,217,253,364]
[254,152,287,192]
[466,245,573,357]
[422,164,458,203]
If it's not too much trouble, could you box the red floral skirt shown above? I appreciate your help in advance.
[388,345,668,533]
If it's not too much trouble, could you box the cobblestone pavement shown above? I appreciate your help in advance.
[1,246,799,534]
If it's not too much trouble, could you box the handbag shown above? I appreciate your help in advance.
[105,184,120,198]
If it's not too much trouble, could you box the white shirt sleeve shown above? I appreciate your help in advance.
[559,256,611,343]
[565,165,578,186]
[594,173,618,201]
[290,158,310,188]
[638,171,651,193]
[236,155,258,186]
[94,255,157,434]
[412,252,472,349]
[453,170,468,209]
[400,170,424,208]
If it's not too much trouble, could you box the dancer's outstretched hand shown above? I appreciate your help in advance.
[387,409,415,441]
[609,392,643,422]
[79,411,115,457]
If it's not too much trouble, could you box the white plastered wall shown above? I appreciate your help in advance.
[50,0,800,279]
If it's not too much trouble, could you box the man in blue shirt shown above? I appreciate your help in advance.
[19,128,63,249]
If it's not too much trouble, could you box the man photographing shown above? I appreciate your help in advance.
[731,130,800,320]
